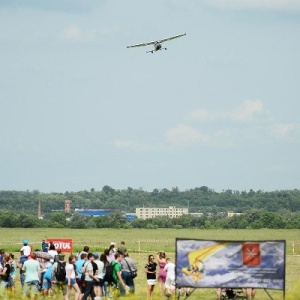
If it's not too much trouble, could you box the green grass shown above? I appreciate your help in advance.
[1,228,300,299]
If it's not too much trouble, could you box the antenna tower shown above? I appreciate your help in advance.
[38,199,42,219]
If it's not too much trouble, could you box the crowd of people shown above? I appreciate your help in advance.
[0,240,257,300]
[144,251,176,300]
[0,240,138,300]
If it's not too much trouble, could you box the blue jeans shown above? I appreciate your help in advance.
[121,271,135,293]
[20,273,25,288]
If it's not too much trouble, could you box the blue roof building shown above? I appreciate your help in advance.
[74,209,137,220]
[75,209,113,217]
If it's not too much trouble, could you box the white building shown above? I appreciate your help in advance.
[136,206,188,219]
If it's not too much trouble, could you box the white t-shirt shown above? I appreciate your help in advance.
[66,263,75,279]
[164,262,175,280]
[20,245,31,256]
[83,262,94,281]
[95,260,104,279]
[48,250,58,263]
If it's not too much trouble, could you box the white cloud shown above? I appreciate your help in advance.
[61,24,95,42]
[114,101,298,151]
[190,99,264,122]
[230,99,264,121]
[207,0,300,11]
[166,124,209,145]
[166,125,235,147]
[268,123,298,139]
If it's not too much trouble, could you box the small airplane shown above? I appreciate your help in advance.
[127,33,186,54]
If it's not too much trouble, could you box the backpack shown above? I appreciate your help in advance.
[44,264,53,280]
[55,261,66,282]
[103,261,116,284]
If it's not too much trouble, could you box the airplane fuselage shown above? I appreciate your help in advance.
[154,42,162,51]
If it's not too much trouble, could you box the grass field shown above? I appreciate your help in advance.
[1,228,299,299]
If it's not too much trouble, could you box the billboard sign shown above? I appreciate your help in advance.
[47,238,73,253]
[176,239,285,290]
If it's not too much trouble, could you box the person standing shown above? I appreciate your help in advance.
[42,260,53,299]
[120,251,137,294]
[78,246,89,260]
[51,254,67,300]
[111,252,127,296]
[156,251,167,295]
[18,250,28,289]
[100,253,110,298]
[81,253,99,300]
[0,253,11,298]
[145,255,157,300]
[66,254,80,300]
[107,243,117,263]
[93,252,104,299]
[164,257,175,296]
[20,240,31,257]
[118,241,127,255]
[8,253,17,297]
[22,253,40,299]
[75,252,87,289]
[41,240,49,253]
[48,243,58,264]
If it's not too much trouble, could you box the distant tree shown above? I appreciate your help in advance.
[102,185,115,195]
[50,213,67,227]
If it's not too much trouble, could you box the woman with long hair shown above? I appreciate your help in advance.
[66,254,80,300]
[0,253,11,298]
[156,251,167,295]
[145,254,157,300]
[100,252,110,298]
[8,253,17,297]
[107,243,116,263]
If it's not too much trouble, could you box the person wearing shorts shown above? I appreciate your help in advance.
[145,255,157,300]
[22,253,40,299]
[93,252,104,299]
[164,258,175,296]
[66,254,80,300]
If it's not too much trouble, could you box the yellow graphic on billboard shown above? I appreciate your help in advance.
[182,242,228,282]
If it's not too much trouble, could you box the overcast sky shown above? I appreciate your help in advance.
[1,0,299,193]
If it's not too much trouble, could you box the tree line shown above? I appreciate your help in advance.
[0,186,299,229]
[0,209,299,229]
[0,186,300,215]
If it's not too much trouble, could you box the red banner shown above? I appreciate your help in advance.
[47,239,73,253]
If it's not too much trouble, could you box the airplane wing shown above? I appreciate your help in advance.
[158,33,186,43]
[127,40,156,48]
